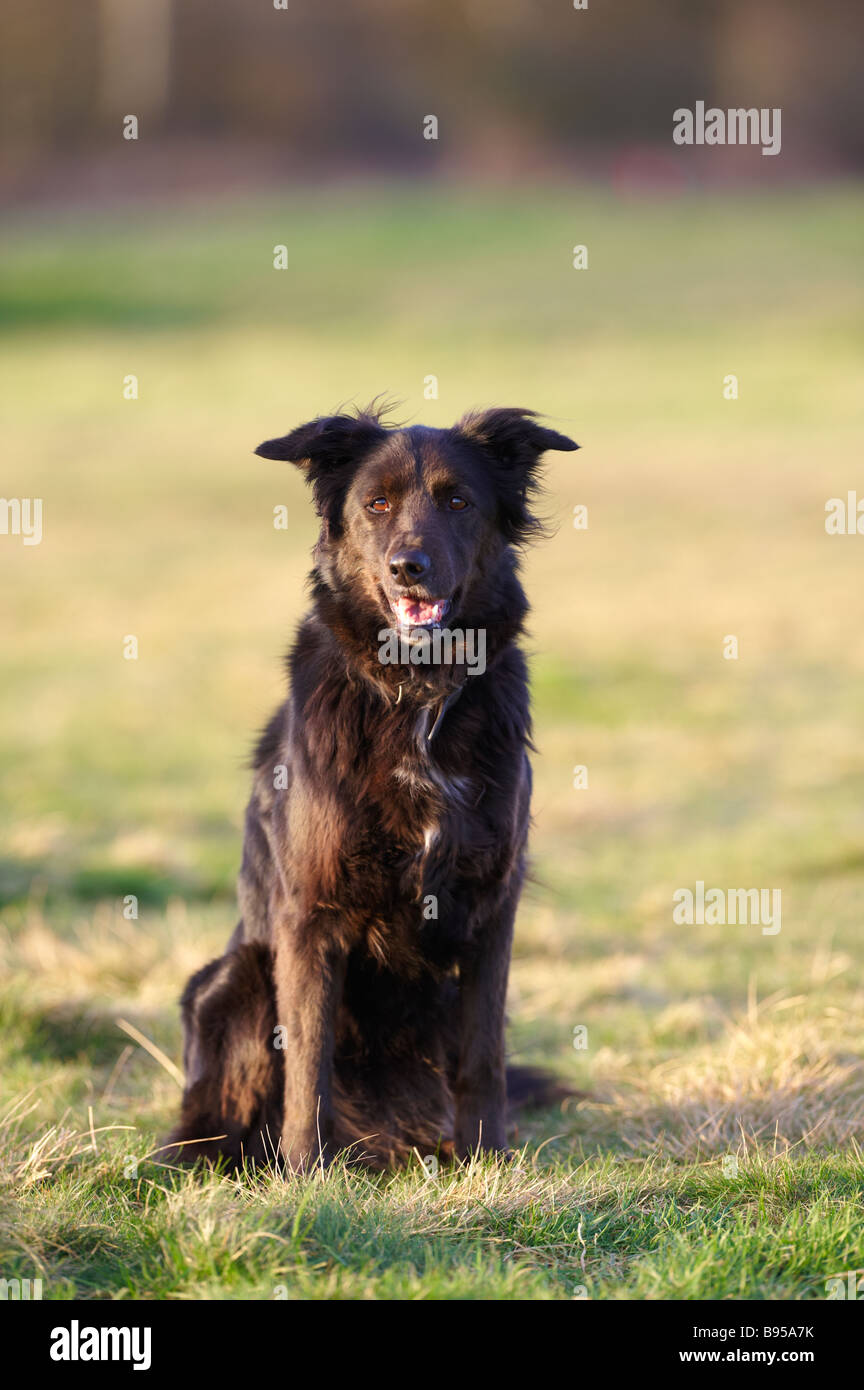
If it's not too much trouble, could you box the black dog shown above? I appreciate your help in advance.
[167,406,578,1170]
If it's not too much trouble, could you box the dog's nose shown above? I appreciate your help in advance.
[388,548,431,587]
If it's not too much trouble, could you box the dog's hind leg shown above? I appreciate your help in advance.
[163,942,283,1169]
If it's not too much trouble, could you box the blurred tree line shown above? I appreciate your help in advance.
[1,0,861,188]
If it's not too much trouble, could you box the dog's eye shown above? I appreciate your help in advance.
[367,497,390,514]
[448,495,468,511]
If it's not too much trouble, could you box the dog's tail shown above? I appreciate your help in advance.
[505,1064,575,1113]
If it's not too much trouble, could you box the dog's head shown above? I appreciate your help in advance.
[255,406,578,635]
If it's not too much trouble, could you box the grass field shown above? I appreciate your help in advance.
[1,182,863,1300]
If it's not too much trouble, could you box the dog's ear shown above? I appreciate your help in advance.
[456,408,578,465]
[454,408,579,542]
[255,413,388,530]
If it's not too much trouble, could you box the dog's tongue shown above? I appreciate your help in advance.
[392,596,448,627]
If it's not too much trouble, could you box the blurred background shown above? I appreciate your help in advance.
[2,0,864,203]
[1,0,863,1298]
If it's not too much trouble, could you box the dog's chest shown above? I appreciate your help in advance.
[385,752,475,865]
[350,753,478,968]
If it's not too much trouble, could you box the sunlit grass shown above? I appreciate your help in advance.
[1,183,863,1298]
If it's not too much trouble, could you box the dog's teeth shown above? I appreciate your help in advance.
[391,596,449,627]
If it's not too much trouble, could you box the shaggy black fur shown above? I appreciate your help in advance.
[166,405,578,1170]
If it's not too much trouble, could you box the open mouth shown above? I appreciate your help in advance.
[388,595,452,629]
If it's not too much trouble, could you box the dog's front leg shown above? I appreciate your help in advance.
[453,905,515,1158]
[273,926,345,1172]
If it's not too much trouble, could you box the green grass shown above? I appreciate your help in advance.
[1,182,863,1299]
